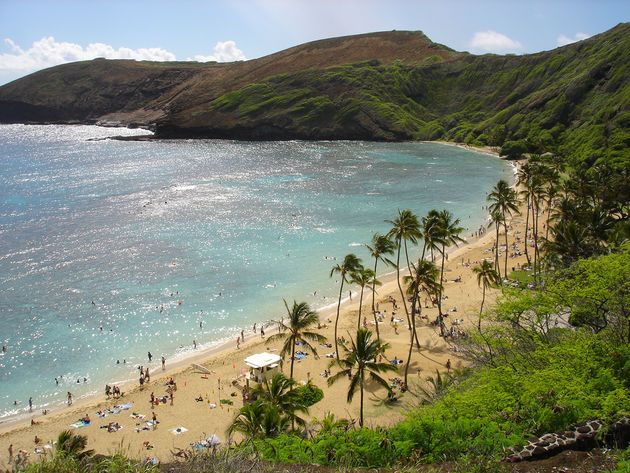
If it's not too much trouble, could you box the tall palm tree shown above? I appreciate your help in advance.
[435,210,465,332]
[518,163,535,267]
[488,209,505,278]
[365,233,396,338]
[488,179,520,278]
[349,268,381,330]
[472,260,501,330]
[267,300,326,379]
[330,254,362,360]
[421,209,442,262]
[386,209,422,345]
[403,259,440,384]
[327,328,397,427]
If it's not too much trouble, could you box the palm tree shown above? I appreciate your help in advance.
[327,328,398,427]
[227,400,289,440]
[488,179,520,278]
[386,209,422,345]
[472,260,501,330]
[55,430,94,460]
[250,372,309,429]
[403,259,440,384]
[421,209,442,262]
[267,300,326,379]
[518,163,535,267]
[349,268,381,330]
[488,209,505,278]
[365,233,396,338]
[435,210,465,332]
[330,254,362,360]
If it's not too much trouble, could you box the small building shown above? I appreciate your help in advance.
[243,352,282,384]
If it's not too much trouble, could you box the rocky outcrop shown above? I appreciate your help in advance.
[506,416,630,462]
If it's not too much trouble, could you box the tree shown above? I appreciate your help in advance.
[365,233,396,338]
[349,268,381,330]
[403,259,440,384]
[386,209,422,346]
[435,210,466,332]
[327,328,398,427]
[227,400,289,440]
[488,210,505,279]
[55,430,94,460]
[488,179,520,278]
[267,300,326,379]
[250,372,310,429]
[330,254,362,360]
[472,260,501,330]
[499,140,528,159]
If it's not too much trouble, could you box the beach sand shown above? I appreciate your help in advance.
[0,150,530,467]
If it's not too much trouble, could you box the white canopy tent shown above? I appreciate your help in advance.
[243,352,281,383]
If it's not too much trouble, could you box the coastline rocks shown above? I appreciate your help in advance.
[506,416,630,462]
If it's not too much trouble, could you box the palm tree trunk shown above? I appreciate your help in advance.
[372,259,380,339]
[334,279,345,360]
[524,194,531,266]
[438,245,446,336]
[359,380,364,427]
[290,337,296,379]
[545,197,552,242]
[394,242,411,333]
[357,286,365,330]
[494,224,501,279]
[504,219,509,279]
[478,284,486,331]
[404,295,417,385]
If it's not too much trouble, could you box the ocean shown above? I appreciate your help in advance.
[0,124,514,422]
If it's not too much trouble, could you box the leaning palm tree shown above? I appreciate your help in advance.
[403,259,440,384]
[435,210,465,332]
[488,179,520,278]
[330,254,362,360]
[349,268,381,330]
[327,328,398,427]
[386,209,422,346]
[267,300,326,379]
[472,260,501,330]
[365,233,396,338]
[55,430,94,460]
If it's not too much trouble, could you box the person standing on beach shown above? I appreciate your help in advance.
[161,356,166,370]
[8,443,13,460]
[236,337,240,349]
[152,411,157,430]
[148,351,153,362]
[241,329,244,342]
[260,327,265,338]
[67,392,73,405]
[28,397,33,412]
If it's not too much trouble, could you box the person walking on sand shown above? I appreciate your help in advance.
[152,411,157,430]
[446,359,452,372]
[67,391,73,405]
[161,356,166,370]
[241,329,244,342]
[260,327,265,338]
[236,337,240,349]
[9,443,13,460]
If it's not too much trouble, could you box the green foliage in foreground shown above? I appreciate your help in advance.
[252,248,630,468]
[18,453,160,473]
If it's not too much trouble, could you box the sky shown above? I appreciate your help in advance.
[0,0,629,85]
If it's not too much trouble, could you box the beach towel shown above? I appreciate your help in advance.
[130,413,145,419]
[170,426,188,435]
[70,420,91,428]
[114,403,132,410]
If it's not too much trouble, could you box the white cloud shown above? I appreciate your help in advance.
[470,30,523,52]
[189,41,246,63]
[557,32,590,47]
[0,36,177,84]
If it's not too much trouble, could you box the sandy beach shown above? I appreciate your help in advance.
[0,147,529,467]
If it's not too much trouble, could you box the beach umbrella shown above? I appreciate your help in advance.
[206,434,221,446]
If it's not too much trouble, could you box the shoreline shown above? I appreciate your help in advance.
[0,141,506,433]
[0,141,532,466]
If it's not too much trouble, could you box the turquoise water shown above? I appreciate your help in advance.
[0,125,514,421]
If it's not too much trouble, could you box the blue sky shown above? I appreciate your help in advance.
[0,0,628,85]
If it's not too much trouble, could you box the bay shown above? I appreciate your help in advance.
[0,124,513,421]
